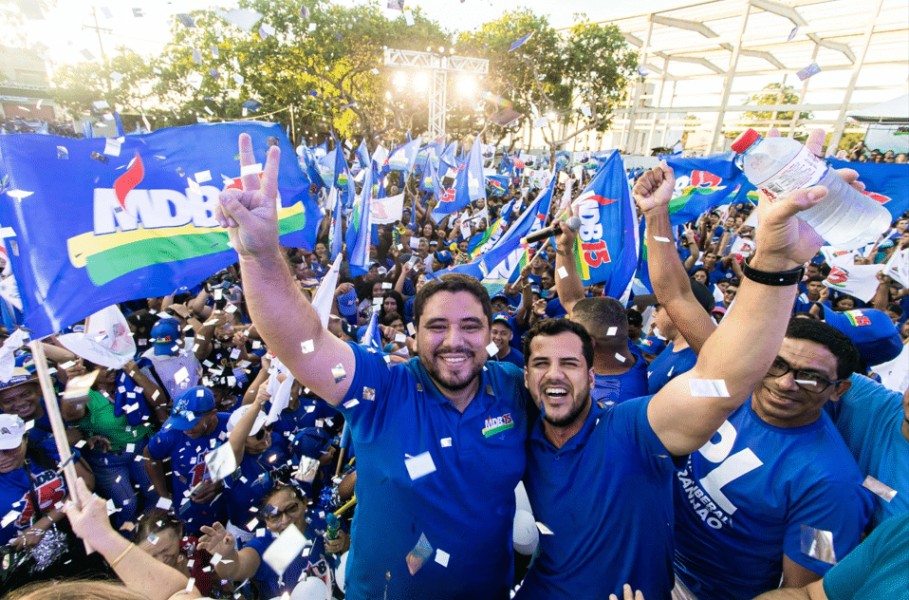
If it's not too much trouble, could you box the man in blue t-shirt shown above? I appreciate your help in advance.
[490,312,525,368]
[219,137,527,600]
[144,386,230,533]
[515,155,833,600]
[824,373,908,530]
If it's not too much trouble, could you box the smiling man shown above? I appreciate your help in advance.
[215,135,528,600]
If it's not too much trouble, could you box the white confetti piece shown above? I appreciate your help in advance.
[557,267,568,279]
[535,522,553,535]
[262,524,307,576]
[614,353,626,363]
[0,228,16,239]
[240,163,262,176]
[405,451,436,480]
[800,525,836,564]
[205,443,237,483]
[794,380,820,388]
[308,22,316,32]
[185,578,196,594]
[301,340,315,353]
[440,437,452,447]
[688,379,730,398]
[362,387,375,400]
[195,170,212,183]
[486,342,499,357]
[103,138,122,157]
[606,326,617,336]
[862,475,897,502]
[6,190,33,199]
[1,510,20,528]
[332,363,347,383]
[156,497,172,511]
[174,366,189,384]
[435,549,450,567]
[407,322,416,335]
[653,236,671,243]
[343,399,359,409]
[394,333,407,343]
[211,552,222,565]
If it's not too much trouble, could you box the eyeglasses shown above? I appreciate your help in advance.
[766,357,840,393]
[261,501,301,524]
[725,289,737,297]
[254,426,273,441]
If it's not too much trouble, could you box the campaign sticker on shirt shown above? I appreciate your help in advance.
[482,413,515,438]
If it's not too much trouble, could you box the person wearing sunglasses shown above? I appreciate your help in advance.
[199,484,345,599]
[221,395,288,546]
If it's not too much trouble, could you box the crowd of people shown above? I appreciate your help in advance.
[842,141,907,164]
[0,116,78,137]
[0,128,907,600]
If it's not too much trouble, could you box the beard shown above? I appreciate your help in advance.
[422,348,485,393]
[542,391,590,428]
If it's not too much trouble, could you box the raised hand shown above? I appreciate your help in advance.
[608,584,644,600]
[633,161,675,214]
[197,522,235,557]
[215,134,282,259]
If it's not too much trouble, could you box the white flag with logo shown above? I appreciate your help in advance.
[370,193,404,225]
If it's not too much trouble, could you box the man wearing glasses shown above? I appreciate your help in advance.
[635,157,873,600]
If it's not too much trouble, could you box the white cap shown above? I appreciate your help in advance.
[0,414,26,450]
[227,404,267,437]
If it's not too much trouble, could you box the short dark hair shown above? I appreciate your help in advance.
[784,318,861,380]
[572,297,629,341]
[626,308,643,327]
[413,273,492,329]
[886,303,903,317]
[691,266,709,279]
[522,318,594,370]
[806,275,824,284]
[381,311,403,326]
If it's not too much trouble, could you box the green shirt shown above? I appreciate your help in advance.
[76,390,153,452]
[823,512,909,600]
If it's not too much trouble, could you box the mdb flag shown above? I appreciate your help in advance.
[828,159,908,222]
[663,153,746,226]
[570,151,637,296]
[0,121,320,338]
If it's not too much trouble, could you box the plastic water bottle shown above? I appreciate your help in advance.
[731,129,891,250]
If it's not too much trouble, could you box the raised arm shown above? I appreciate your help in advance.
[553,206,586,314]
[634,163,717,355]
[647,130,843,456]
[216,134,355,407]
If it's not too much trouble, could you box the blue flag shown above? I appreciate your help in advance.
[0,122,320,338]
[334,146,355,208]
[828,159,909,221]
[346,162,374,276]
[498,153,514,177]
[387,137,422,174]
[301,146,325,190]
[632,218,654,295]
[430,156,471,222]
[355,139,370,173]
[570,152,638,296]
[662,153,747,226]
[419,154,437,193]
[509,31,535,52]
[360,307,381,351]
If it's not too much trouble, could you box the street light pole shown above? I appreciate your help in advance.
[384,48,488,140]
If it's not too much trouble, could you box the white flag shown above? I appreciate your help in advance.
[370,193,404,225]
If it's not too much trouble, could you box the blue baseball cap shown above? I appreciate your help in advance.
[537,250,549,262]
[492,312,513,327]
[434,250,453,266]
[150,318,181,356]
[821,308,902,367]
[292,427,333,460]
[638,336,668,355]
[163,386,215,431]
[530,285,542,296]
[336,288,358,321]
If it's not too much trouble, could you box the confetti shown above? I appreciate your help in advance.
[343,399,359,409]
[486,342,499,357]
[800,525,836,564]
[606,326,617,336]
[156,497,173,511]
[175,14,196,28]
[362,387,375,400]
[557,267,568,279]
[174,367,189,384]
[93,100,110,110]
[62,371,100,400]
[205,443,238,483]
[1,510,20,528]
[147,532,159,545]
[262,524,307,576]
[192,49,202,65]
[862,475,897,502]
[653,236,671,243]
[240,163,263,176]
[332,363,347,383]
[258,23,276,39]
[688,379,730,398]
[787,25,799,42]
[794,380,820,388]
[371,68,379,75]
[0,228,16,239]
[535,522,554,535]
[394,333,407,343]
[57,146,69,159]
[796,62,821,82]
[407,323,416,336]
[405,533,433,575]
[195,170,212,183]
[435,549,450,567]
[614,353,626,363]
[405,451,436,480]
[308,23,317,32]
[440,438,452,448]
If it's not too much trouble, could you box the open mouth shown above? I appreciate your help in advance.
[542,386,570,402]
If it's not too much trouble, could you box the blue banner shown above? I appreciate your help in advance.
[829,159,909,222]
[662,153,747,226]
[0,121,321,337]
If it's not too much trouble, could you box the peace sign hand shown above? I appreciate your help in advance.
[215,133,282,259]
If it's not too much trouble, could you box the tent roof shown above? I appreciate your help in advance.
[847,94,909,123]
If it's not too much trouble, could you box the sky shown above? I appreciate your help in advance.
[23,0,688,66]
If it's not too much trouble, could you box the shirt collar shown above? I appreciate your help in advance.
[530,398,608,453]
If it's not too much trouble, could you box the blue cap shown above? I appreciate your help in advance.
[821,308,902,367]
[151,317,181,356]
[163,387,215,431]
[537,250,549,262]
[434,250,453,266]
[491,292,509,303]
[336,288,358,320]
[292,427,332,460]
[530,285,542,296]
[492,312,512,327]
[638,336,668,355]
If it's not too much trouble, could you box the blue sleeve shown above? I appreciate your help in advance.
[335,342,403,443]
[612,396,685,478]
[783,480,873,575]
[822,514,898,600]
[146,429,177,460]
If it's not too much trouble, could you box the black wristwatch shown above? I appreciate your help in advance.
[742,256,804,286]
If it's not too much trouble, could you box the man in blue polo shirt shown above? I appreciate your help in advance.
[143,386,230,532]
[515,141,835,600]
[490,312,524,368]
[215,135,527,600]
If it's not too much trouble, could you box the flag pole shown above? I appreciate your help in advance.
[28,339,93,553]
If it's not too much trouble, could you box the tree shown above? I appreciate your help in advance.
[459,10,637,153]
[741,83,812,128]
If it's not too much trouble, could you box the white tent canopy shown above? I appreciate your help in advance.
[848,94,909,123]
